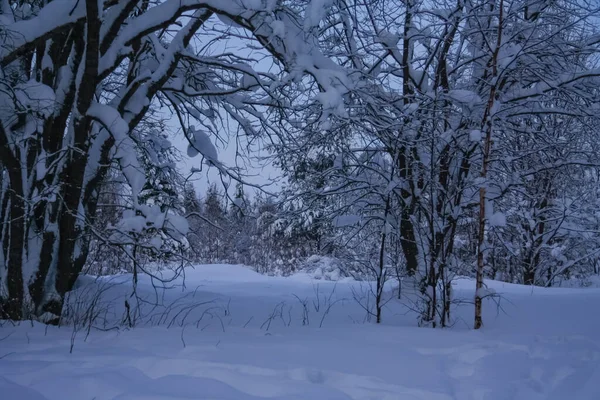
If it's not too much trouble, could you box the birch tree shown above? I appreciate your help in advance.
[470,0,600,328]
[272,0,600,328]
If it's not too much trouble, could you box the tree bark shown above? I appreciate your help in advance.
[475,0,504,330]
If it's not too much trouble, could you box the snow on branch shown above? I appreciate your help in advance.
[88,102,145,205]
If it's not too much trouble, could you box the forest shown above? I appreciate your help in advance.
[2,1,600,399]
[4,0,598,326]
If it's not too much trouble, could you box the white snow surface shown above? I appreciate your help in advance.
[1,264,600,400]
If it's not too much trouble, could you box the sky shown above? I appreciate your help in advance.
[173,127,281,199]
[165,15,285,201]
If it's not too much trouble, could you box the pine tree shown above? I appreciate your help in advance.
[201,184,226,262]
[183,184,203,262]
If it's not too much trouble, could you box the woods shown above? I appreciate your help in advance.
[1,0,600,330]
[0,0,342,323]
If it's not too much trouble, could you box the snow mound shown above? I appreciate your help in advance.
[557,275,600,289]
[183,263,270,284]
[294,255,352,281]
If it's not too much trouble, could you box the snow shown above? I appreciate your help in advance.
[0,80,56,128]
[489,212,507,227]
[469,129,482,142]
[15,80,56,118]
[88,102,145,204]
[332,214,361,227]
[376,30,400,48]
[475,286,497,298]
[315,86,347,120]
[165,214,190,237]
[0,0,85,60]
[270,20,286,39]
[116,210,147,234]
[295,256,351,281]
[333,153,343,169]
[187,125,218,162]
[304,0,334,30]
[2,264,600,399]
[447,90,482,107]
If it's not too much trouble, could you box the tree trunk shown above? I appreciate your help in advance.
[475,0,504,331]
[523,265,535,286]
[474,186,486,330]
[2,188,25,320]
[376,195,391,324]
[0,127,26,320]
[399,209,419,276]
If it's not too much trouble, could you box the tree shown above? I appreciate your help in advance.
[182,183,203,261]
[270,0,600,328]
[227,182,253,264]
[469,0,600,328]
[200,184,226,262]
[0,0,350,323]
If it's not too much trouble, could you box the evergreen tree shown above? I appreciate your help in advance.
[201,184,226,262]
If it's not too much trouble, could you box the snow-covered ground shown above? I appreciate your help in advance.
[1,264,599,399]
